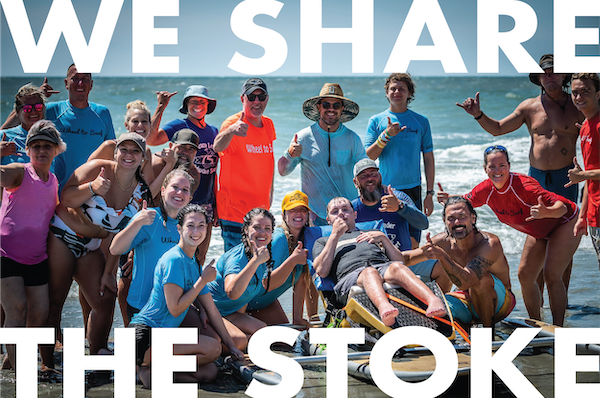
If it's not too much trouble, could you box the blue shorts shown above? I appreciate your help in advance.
[445,274,515,324]
[399,186,422,244]
[220,220,243,253]
[529,164,578,202]
[407,259,437,283]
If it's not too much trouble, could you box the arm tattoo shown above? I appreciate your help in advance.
[466,255,493,280]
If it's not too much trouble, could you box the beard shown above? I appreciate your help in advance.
[360,183,383,203]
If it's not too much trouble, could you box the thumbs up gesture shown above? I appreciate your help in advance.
[136,200,157,226]
[251,240,271,264]
[287,133,302,157]
[0,132,17,157]
[379,184,402,212]
[232,112,248,137]
[565,157,585,187]
[436,182,449,204]
[291,241,308,265]
[90,167,111,196]
[526,196,548,221]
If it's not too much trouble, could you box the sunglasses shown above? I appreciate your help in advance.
[319,102,343,110]
[20,103,44,113]
[484,145,507,154]
[246,93,267,102]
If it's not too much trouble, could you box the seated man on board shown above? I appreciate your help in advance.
[312,197,446,326]
[403,196,515,327]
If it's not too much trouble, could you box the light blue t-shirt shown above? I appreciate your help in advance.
[46,100,115,189]
[280,123,366,219]
[246,228,305,311]
[365,109,433,190]
[125,207,180,310]
[131,245,208,328]
[208,243,271,316]
[1,126,29,165]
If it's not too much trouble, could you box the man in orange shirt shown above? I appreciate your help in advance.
[214,78,276,251]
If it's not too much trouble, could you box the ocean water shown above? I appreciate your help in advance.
[1,75,598,328]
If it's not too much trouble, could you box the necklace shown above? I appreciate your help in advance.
[544,92,568,114]
[114,168,135,191]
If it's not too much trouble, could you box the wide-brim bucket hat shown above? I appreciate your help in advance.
[529,54,571,88]
[302,83,359,123]
[179,85,217,115]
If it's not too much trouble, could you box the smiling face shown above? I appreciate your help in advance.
[571,78,600,119]
[125,109,151,139]
[355,167,382,203]
[65,66,92,107]
[386,80,411,112]
[246,215,273,248]
[178,212,207,249]
[174,143,198,164]
[17,95,45,131]
[538,68,565,94]
[284,206,309,232]
[161,174,192,213]
[187,97,208,121]
[116,141,144,169]
[443,202,476,240]
[484,151,511,189]
[317,99,344,127]
[242,89,268,120]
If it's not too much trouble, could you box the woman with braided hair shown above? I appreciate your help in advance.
[208,208,287,339]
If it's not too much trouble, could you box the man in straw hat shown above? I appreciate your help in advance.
[214,78,276,251]
[456,54,583,303]
[278,83,366,226]
[365,73,436,249]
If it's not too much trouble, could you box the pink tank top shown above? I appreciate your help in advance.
[1,163,58,264]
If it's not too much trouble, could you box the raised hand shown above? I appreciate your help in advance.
[291,241,308,265]
[201,259,217,284]
[156,90,178,109]
[91,167,111,196]
[379,184,401,212]
[251,240,271,264]
[525,196,548,221]
[231,112,248,137]
[0,132,17,157]
[386,116,405,137]
[136,200,157,226]
[331,217,349,237]
[156,144,176,168]
[456,92,481,117]
[40,77,60,97]
[565,157,585,187]
[436,182,449,204]
[287,134,302,157]
[422,233,445,260]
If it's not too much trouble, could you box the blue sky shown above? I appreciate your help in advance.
[0,0,590,77]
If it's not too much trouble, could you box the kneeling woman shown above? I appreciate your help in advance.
[130,205,243,387]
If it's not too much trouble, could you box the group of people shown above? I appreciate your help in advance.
[0,54,598,387]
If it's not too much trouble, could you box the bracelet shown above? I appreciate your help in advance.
[474,112,484,120]
[88,181,96,196]
[426,190,435,196]
[375,138,387,149]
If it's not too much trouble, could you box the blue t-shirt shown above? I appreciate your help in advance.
[125,207,180,310]
[131,245,208,328]
[280,123,366,219]
[352,188,427,251]
[1,126,30,165]
[246,228,305,311]
[208,243,270,316]
[162,118,219,206]
[46,100,115,189]
[365,109,433,190]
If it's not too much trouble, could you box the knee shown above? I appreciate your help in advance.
[233,333,248,351]
[517,266,536,284]
[206,339,222,360]
[470,274,494,295]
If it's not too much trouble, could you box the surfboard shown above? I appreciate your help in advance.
[224,355,282,385]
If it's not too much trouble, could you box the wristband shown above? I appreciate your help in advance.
[375,137,387,149]
[474,112,484,120]
[426,190,435,197]
[89,181,96,196]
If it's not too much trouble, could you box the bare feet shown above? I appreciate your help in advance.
[379,303,399,326]
[425,297,447,318]
[1,354,12,370]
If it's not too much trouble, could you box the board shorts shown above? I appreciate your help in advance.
[445,274,515,324]
[407,259,437,283]
[131,323,151,366]
[0,257,49,286]
[220,219,243,253]
[399,185,422,244]
[49,214,102,259]
[334,261,391,304]
[529,164,578,202]
[590,226,600,264]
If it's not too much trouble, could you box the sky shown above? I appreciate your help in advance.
[0,0,597,77]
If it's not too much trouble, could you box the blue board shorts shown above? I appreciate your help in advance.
[445,274,515,324]
[529,164,578,202]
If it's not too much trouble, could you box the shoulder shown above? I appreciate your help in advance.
[220,112,242,131]
[516,96,540,113]
[89,102,111,115]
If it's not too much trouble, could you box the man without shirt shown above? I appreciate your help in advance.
[313,197,446,327]
[214,78,276,251]
[403,197,515,327]
[351,158,451,292]
[365,73,436,248]
[567,73,600,266]
[278,83,366,225]
[457,54,584,299]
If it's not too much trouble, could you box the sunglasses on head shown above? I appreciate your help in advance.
[319,102,343,110]
[246,93,267,102]
[20,103,44,113]
[484,145,507,154]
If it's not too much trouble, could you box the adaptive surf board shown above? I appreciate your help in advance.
[224,355,282,385]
